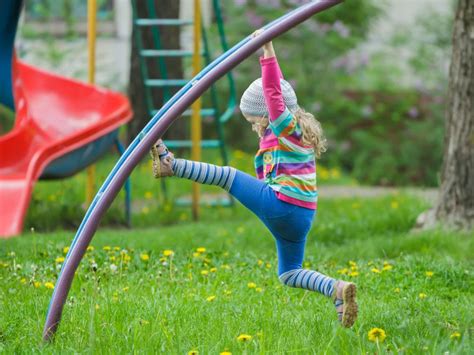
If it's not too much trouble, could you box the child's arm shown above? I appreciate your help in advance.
[260,41,286,121]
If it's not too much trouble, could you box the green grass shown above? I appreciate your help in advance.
[1,192,473,353]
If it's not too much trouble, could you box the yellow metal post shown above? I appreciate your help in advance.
[86,0,97,205]
[191,0,202,220]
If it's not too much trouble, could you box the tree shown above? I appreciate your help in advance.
[128,0,184,141]
[417,0,473,229]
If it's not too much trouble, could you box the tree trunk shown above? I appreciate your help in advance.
[417,0,474,230]
[128,0,185,141]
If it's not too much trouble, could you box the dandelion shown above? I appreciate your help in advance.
[419,293,427,299]
[237,334,252,342]
[163,250,174,257]
[55,256,65,263]
[103,246,111,251]
[256,287,263,293]
[210,267,217,273]
[265,263,271,269]
[219,351,232,355]
[20,278,27,284]
[349,271,359,277]
[95,304,100,310]
[33,281,41,288]
[257,259,264,266]
[337,268,349,275]
[368,328,386,343]
[206,295,216,302]
[371,267,381,274]
[44,282,55,289]
[87,246,95,252]
[123,287,129,292]
[144,191,153,199]
[425,271,434,277]
[196,247,206,253]
[303,261,311,268]
[391,201,399,209]
[140,254,150,262]
[382,264,393,271]
[188,351,199,355]
[349,261,357,267]
[114,246,121,251]
[63,247,70,254]
[450,331,461,340]
[201,270,209,276]
[394,287,400,293]
[247,282,257,289]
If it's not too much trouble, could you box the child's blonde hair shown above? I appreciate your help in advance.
[251,108,327,158]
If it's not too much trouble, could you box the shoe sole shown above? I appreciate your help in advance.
[342,283,358,328]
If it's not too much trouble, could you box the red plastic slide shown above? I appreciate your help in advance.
[0,57,132,237]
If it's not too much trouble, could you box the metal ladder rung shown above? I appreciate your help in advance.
[150,108,217,117]
[140,49,204,58]
[145,79,188,87]
[165,140,222,149]
[135,18,193,26]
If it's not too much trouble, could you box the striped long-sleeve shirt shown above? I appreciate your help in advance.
[254,56,317,210]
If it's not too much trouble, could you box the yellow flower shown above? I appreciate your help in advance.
[144,191,153,199]
[95,304,100,310]
[196,247,206,253]
[33,281,41,288]
[382,264,393,271]
[450,331,461,340]
[44,282,55,289]
[255,287,263,293]
[163,250,174,257]
[349,271,359,277]
[86,246,94,252]
[349,261,357,267]
[55,256,65,263]
[368,328,386,343]
[140,254,150,262]
[188,351,199,355]
[247,282,257,289]
[123,287,129,292]
[265,263,271,269]
[103,246,111,251]
[220,352,232,355]
[391,201,399,209]
[201,270,209,276]
[193,252,200,257]
[257,259,264,266]
[425,271,434,277]
[419,293,427,299]
[371,268,381,274]
[20,278,27,284]
[114,246,121,251]
[224,290,232,296]
[237,334,252,342]
[210,267,217,273]
[63,247,69,254]
[394,287,400,293]
[337,268,349,275]
[206,295,216,302]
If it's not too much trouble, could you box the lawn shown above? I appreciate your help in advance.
[1,181,473,353]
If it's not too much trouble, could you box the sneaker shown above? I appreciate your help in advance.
[333,280,358,328]
[150,139,174,178]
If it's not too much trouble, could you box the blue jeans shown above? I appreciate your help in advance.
[229,171,315,275]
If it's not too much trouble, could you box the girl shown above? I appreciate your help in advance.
[150,30,358,327]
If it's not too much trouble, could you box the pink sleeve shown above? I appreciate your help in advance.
[260,56,285,121]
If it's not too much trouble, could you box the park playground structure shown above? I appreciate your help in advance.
[0,0,237,237]
[0,0,133,237]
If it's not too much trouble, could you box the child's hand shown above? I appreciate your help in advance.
[252,29,275,58]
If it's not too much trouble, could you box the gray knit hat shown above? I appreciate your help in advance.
[240,78,298,117]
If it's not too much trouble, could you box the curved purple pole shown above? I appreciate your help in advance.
[43,0,343,341]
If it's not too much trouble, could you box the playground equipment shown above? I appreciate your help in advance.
[131,0,237,215]
[0,0,133,237]
[43,0,343,341]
